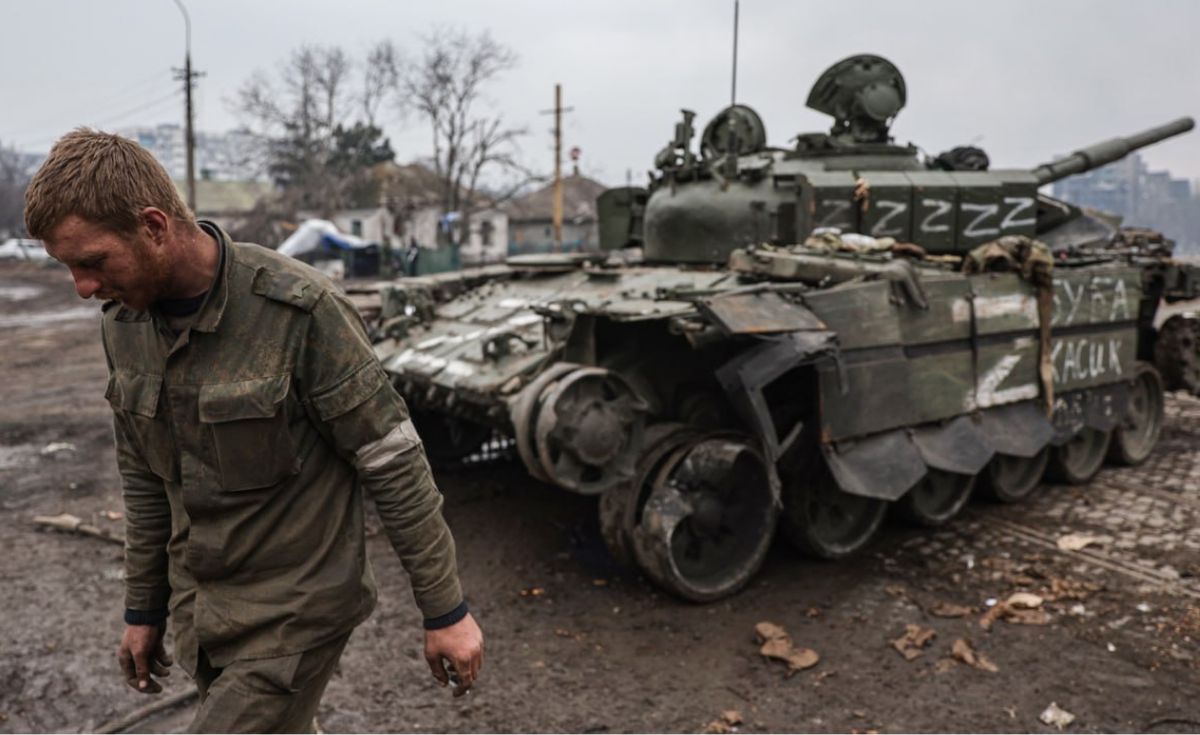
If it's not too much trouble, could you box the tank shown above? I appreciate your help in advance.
[365,54,1199,601]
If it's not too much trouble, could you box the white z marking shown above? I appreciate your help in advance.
[870,200,908,236]
[919,198,952,233]
[961,203,1000,238]
[1000,196,1036,230]
[817,199,853,227]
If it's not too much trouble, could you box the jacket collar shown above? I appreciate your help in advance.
[188,221,232,334]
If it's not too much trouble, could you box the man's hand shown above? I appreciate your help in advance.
[117,624,172,694]
[424,613,483,697]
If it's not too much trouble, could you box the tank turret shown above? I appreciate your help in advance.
[633,55,1195,264]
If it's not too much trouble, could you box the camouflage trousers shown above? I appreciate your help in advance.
[188,633,350,734]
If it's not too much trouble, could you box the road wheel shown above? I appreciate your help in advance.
[781,454,887,560]
[978,449,1049,503]
[1154,315,1200,394]
[1108,362,1165,466]
[598,424,696,569]
[631,435,778,602]
[1048,427,1112,484]
[896,469,976,527]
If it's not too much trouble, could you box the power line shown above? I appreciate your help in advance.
[1,69,173,142]
[14,90,184,151]
[87,89,184,129]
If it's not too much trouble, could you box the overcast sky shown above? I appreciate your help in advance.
[3,0,1198,186]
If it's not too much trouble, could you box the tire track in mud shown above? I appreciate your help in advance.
[970,512,1200,600]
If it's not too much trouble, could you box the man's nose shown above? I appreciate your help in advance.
[71,271,102,299]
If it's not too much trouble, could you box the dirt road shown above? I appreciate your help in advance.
[1,260,1197,733]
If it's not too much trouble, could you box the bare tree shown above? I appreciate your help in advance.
[402,28,532,243]
[363,41,401,128]
[232,44,396,215]
[0,142,32,237]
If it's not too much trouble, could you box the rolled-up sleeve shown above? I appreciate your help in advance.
[297,291,463,619]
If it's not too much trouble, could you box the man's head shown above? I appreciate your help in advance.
[24,129,195,310]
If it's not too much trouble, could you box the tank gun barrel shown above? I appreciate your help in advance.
[1031,117,1194,186]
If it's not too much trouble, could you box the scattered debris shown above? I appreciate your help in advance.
[1042,576,1100,602]
[951,638,998,672]
[754,622,819,676]
[1039,702,1076,730]
[40,442,76,456]
[980,592,1051,630]
[884,584,907,598]
[1056,533,1105,552]
[94,688,198,734]
[32,513,124,545]
[812,670,836,686]
[592,578,609,587]
[1007,592,1044,608]
[703,710,743,734]
[1145,717,1200,731]
[1106,642,1116,653]
[927,601,973,618]
[519,587,545,597]
[933,657,957,674]
[1136,602,1152,613]
[100,510,123,521]
[892,623,937,661]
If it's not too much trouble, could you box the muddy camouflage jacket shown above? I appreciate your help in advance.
[101,223,462,671]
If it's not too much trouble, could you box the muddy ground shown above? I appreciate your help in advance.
[0,259,1197,734]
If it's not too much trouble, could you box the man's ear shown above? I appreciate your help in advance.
[140,207,171,246]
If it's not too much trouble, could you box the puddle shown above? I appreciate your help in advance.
[0,307,99,329]
[0,286,44,301]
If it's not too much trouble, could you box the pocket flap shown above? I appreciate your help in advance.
[199,374,291,423]
[105,371,163,418]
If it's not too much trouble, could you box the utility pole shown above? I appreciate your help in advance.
[540,84,573,251]
[171,0,202,212]
[553,84,563,250]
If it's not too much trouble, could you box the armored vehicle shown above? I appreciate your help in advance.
[367,55,1199,601]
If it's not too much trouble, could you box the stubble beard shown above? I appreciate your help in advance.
[122,238,173,311]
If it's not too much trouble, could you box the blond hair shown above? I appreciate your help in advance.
[24,128,194,239]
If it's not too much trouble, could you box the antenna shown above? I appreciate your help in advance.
[731,0,740,106]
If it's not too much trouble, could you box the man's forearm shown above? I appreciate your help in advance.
[115,420,173,611]
[356,420,464,619]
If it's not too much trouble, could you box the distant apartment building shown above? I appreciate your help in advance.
[118,124,266,182]
[1052,152,1200,253]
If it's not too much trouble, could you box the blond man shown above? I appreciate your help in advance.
[25,129,482,733]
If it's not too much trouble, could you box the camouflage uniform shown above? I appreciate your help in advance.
[103,223,462,731]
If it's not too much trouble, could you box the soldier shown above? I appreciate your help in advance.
[24,129,483,732]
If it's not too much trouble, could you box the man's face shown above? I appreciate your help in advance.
[43,215,170,311]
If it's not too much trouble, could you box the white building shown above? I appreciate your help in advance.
[118,124,266,182]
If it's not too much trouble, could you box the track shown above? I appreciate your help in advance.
[976,513,1200,599]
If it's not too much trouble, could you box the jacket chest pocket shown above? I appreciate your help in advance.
[199,374,301,491]
[105,371,177,482]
